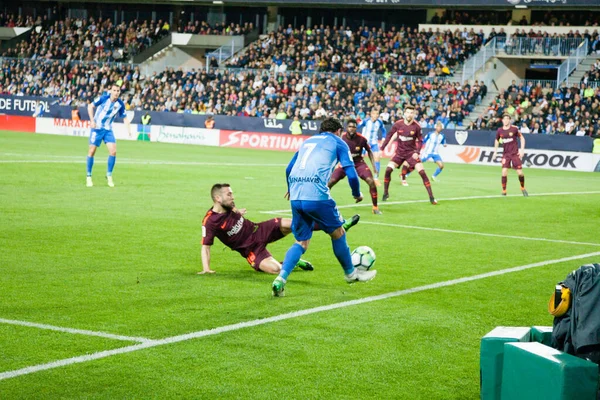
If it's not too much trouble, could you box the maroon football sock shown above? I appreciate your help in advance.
[384,167,393,195]
[419,170,434,198]
[370,186,378,207]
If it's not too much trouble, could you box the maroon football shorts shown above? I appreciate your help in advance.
[243,218,285,271]
[501,154,522,169]
[391,152,421,168]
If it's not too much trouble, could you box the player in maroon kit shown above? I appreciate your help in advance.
[492,114,528,197]
[380,105,437,205]
[328,119,382,215]
[199,183,360,274]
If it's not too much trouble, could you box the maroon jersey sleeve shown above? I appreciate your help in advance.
[361,136,372,153]
[381,123,398,150]
[201,210,216,246]
[414,124,423,150]
[495,129,502,141]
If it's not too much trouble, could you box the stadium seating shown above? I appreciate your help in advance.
[2,17,170,62]
[481,81,600,136]
[0,57,485,126]
[177,21,254,36]
[225,25,482,78]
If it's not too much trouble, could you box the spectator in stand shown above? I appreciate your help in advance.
[226,25,482,77]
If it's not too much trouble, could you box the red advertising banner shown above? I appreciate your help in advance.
[0,115,36,133]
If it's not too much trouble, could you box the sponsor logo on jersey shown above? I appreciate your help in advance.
[227,217,244,237]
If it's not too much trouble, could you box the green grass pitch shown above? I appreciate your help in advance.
[1,130,599,399]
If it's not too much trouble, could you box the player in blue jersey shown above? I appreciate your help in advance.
[357,109,386,185]
[86,84,131,187]
[420,121,447,181]
[272,118,377,297]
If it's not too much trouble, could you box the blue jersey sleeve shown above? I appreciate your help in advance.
[93,94,109,107]
[286,152,299,192]
[356,120,366,131]
[441,134,447,145]
[118,100,127,118]
[336,138,360,197]
[335,136,354,169]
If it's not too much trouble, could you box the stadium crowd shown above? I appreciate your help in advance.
[0,57,487,126]
[225,25,483,77]
[177,20,254,36]
[469,80,600,136]
[430,10,600,27]
[2,17,170,62]
[581,60,600,85]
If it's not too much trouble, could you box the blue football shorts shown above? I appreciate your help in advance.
[290,199,344,241]
[89,128,116,147]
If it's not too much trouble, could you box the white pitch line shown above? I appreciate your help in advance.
[260,191,600,214]
[358,220,600,247]
[0,318,151,343]
[1,250,599,381]
[0,159,287,167]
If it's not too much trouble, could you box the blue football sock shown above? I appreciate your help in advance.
[332,232,354,274]
[86,156,94,176]
[280,243,305,281]
[375,161,381,177]
[434,167,442,177]
[107,155,116,176]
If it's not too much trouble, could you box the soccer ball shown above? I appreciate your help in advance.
[351,246,376,271]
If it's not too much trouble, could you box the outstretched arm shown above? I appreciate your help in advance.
[88,103,96,129]
[381,125,397,150]
[285,152,299,198]
[199,245,215,274]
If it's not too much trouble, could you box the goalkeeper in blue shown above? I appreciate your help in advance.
[420,121,447,181]
[272,118,377,297]
[86,84,131,187]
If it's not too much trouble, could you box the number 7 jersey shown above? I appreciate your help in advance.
[288,132,355,201]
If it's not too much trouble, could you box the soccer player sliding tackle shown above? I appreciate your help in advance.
[200,183,359,275]
[380,105,437,205]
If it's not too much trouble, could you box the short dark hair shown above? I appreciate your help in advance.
[404,105,415,111]
[111,83,120,89]
[320,117,343,133]
[211,183,230,201]
[347,118,357,127]
[502,113,511,119]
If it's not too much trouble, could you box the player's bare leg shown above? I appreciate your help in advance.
[364,176,382,214]
[273,239,311,296]
[517,168,528,196]
[501,167,509,196]
[414,162,437,205]
[383,161,399,201]
[373,152,382,186]
[399,161,411,186]
[105,142,117,187]
[432,160,444,182]
[86,144,97,187]
[327,227,376,283]
[260,257,313,274]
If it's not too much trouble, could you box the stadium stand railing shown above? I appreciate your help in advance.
[132,33,172,64]
[494,37,585,58]
[557,39,589,86]
[461,37,496,84]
